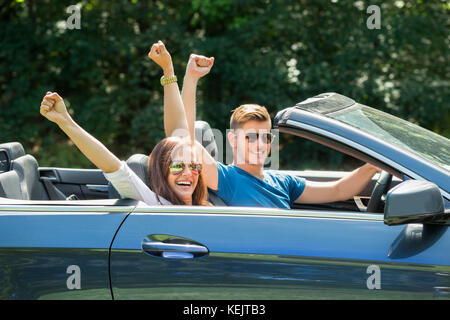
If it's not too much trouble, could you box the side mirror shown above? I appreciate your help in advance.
[384,180,445,226]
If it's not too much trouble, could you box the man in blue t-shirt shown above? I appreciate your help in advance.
[211,162,306,209]
[166,54,379,209]
[201,105,378,209]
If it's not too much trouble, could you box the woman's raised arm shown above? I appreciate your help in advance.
[39,91,121,173]
[148,41,189,138]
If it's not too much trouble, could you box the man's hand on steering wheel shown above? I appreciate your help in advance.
[366,170,393,213]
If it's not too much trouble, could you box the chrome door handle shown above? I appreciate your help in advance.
[86,184,109,193]
[142,237,209,259]
[142,241,208,254]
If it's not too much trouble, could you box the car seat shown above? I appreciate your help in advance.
[0,143,22,198]
[0,142,66,200]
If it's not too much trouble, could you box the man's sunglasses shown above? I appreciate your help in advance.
[244,132,275,144]
[169,161,202,175]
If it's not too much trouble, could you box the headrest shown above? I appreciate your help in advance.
[126,154,150,187]
[108,153,150,199]
[0,149,10,173]
[0,142,26,160]
[195,120,220,160]
[11,154,48,200]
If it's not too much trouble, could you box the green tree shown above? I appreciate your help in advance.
[0,0,448,170]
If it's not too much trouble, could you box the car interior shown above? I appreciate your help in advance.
[0,121,402,212]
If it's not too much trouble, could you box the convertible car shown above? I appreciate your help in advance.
[0,92,449,300]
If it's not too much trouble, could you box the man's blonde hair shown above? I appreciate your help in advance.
[230,104,271,130]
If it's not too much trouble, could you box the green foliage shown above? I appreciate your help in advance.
[0,0,448,170]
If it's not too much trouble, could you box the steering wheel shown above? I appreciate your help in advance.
[366,171,393,213]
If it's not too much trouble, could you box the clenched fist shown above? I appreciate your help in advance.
[40,91,70,125]
[148,40,173,73]
[185,54,214,80]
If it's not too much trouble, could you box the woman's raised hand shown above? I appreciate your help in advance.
[39,92,122,173]
[40,91,70,125]
[148,40,174,74]
[185,54,214,80]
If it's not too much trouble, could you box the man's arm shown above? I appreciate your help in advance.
[181,54,219,190]
[181,68,198,143]
[295,163,379,204]
[181,54,214,142]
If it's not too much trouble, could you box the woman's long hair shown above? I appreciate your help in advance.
[147,136,210,206]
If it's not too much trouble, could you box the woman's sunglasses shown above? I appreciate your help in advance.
[169,161,202,175]
[244,132,275,144]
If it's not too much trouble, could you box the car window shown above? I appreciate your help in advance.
[327,104,450,173]
[277,133,365,172]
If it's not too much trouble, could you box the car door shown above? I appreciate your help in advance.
[0,198,136,299]
[39,167,110,200]
[110,204,450,299]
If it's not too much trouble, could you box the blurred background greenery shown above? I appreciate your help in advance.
[0,0,448,170]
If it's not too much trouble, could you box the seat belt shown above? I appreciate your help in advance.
[41,177,68,200]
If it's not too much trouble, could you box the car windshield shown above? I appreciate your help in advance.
[327,104,450,173]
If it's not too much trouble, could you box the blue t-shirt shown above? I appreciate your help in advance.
[209,162,306,209]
